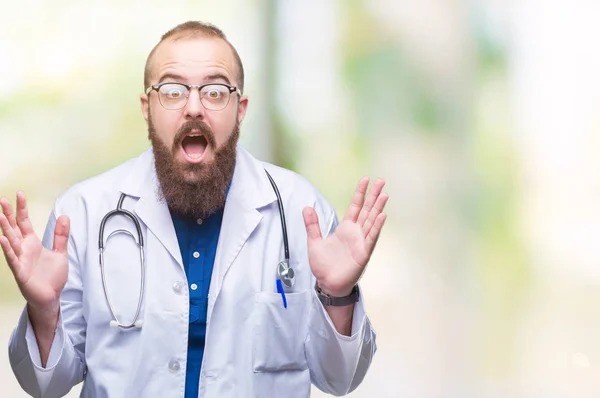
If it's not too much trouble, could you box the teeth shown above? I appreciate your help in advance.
[188,153,202,159]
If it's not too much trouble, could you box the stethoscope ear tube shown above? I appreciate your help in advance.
[99,194,144,249]
[265,170,289,262]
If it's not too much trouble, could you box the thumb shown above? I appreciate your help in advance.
[303,207,322,241]
[53,216,70,254]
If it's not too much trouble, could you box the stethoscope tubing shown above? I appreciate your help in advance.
[99,195,146,329]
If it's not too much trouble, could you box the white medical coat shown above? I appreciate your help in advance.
[8,146,376,398]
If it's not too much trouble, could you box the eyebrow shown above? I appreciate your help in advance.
[203,73,232,85]
[156,73,186,84]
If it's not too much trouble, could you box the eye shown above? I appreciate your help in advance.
[159,84,187,99]
[166,88,183,98]
[201,85,229,101]
[207,89,223,99]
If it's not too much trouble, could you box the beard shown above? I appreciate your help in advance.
[148,114,239,219]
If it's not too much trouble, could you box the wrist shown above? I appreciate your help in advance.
[315,283,360,307]
[27,301,60,330]
[315,281,354,298]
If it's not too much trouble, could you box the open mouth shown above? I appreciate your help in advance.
[181,132,208,163]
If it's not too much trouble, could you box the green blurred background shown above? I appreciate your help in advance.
[1,0,600,396]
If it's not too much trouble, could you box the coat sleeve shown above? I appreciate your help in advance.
[8,205,87,398]
[305,205,377,396]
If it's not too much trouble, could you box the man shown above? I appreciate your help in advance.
[1,21,388,397]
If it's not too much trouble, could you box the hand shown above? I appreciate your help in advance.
[303,177,388,297]
[0,192,70,311]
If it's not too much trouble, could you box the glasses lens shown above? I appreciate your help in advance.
[200,85,231,110]
[158,83,189,110]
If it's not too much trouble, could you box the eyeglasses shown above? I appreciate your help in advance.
[145,82,242,111]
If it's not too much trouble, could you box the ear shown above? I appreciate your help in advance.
[236,95,249,125]
[140,93,150,122]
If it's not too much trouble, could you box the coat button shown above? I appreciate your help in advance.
[172,281,184,294]
[168,359,180,373]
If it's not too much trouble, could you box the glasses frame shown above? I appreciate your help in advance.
[145,82,242,111]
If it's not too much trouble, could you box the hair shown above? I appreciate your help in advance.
[143,21,245,93]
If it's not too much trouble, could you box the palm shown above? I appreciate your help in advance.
[0,193,69,309]
[303,178,389,297]
[308,220,370,291]
[17,234,68,306]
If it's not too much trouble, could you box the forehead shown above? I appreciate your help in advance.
[150,36,238,85]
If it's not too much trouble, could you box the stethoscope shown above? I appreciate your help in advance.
[98,169,294,329]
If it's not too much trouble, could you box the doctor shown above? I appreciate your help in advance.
[1,21,388,398]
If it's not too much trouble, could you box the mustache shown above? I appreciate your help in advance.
[172,120,217,150]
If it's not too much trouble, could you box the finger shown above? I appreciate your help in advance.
[0,197,17,228]
[363,192,389,236]
[357,179,386,227]
[303,207,322,241]
[15,191,35,237]
[365,213,387,254]
[0,236,21,274]
[343,177,370,222]
[0,213,22,257]
[0,197,22,240]
[53,216,70,254]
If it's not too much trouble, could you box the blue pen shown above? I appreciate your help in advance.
[276,279,287,309]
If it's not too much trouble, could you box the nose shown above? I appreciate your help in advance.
[184,88,205,120]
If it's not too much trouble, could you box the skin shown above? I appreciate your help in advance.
[0,35,389,368]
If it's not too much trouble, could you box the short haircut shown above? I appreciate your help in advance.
[143,21,245,93]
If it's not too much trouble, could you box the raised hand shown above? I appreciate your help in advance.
[303,177,388,297]
[0,192,70,311]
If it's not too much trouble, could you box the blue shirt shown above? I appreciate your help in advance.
[171,209,223,398]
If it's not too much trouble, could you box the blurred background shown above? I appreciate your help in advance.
[1,0,600,396]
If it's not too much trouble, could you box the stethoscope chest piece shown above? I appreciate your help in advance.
[277,260,295,288]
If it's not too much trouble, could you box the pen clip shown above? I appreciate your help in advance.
[276,279,287,309]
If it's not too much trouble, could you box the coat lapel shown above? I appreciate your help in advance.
[119,149,183,269]
[208,147,277,315]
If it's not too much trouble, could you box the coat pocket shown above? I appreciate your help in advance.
[253,369,311,398]
[252,290,310,373]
